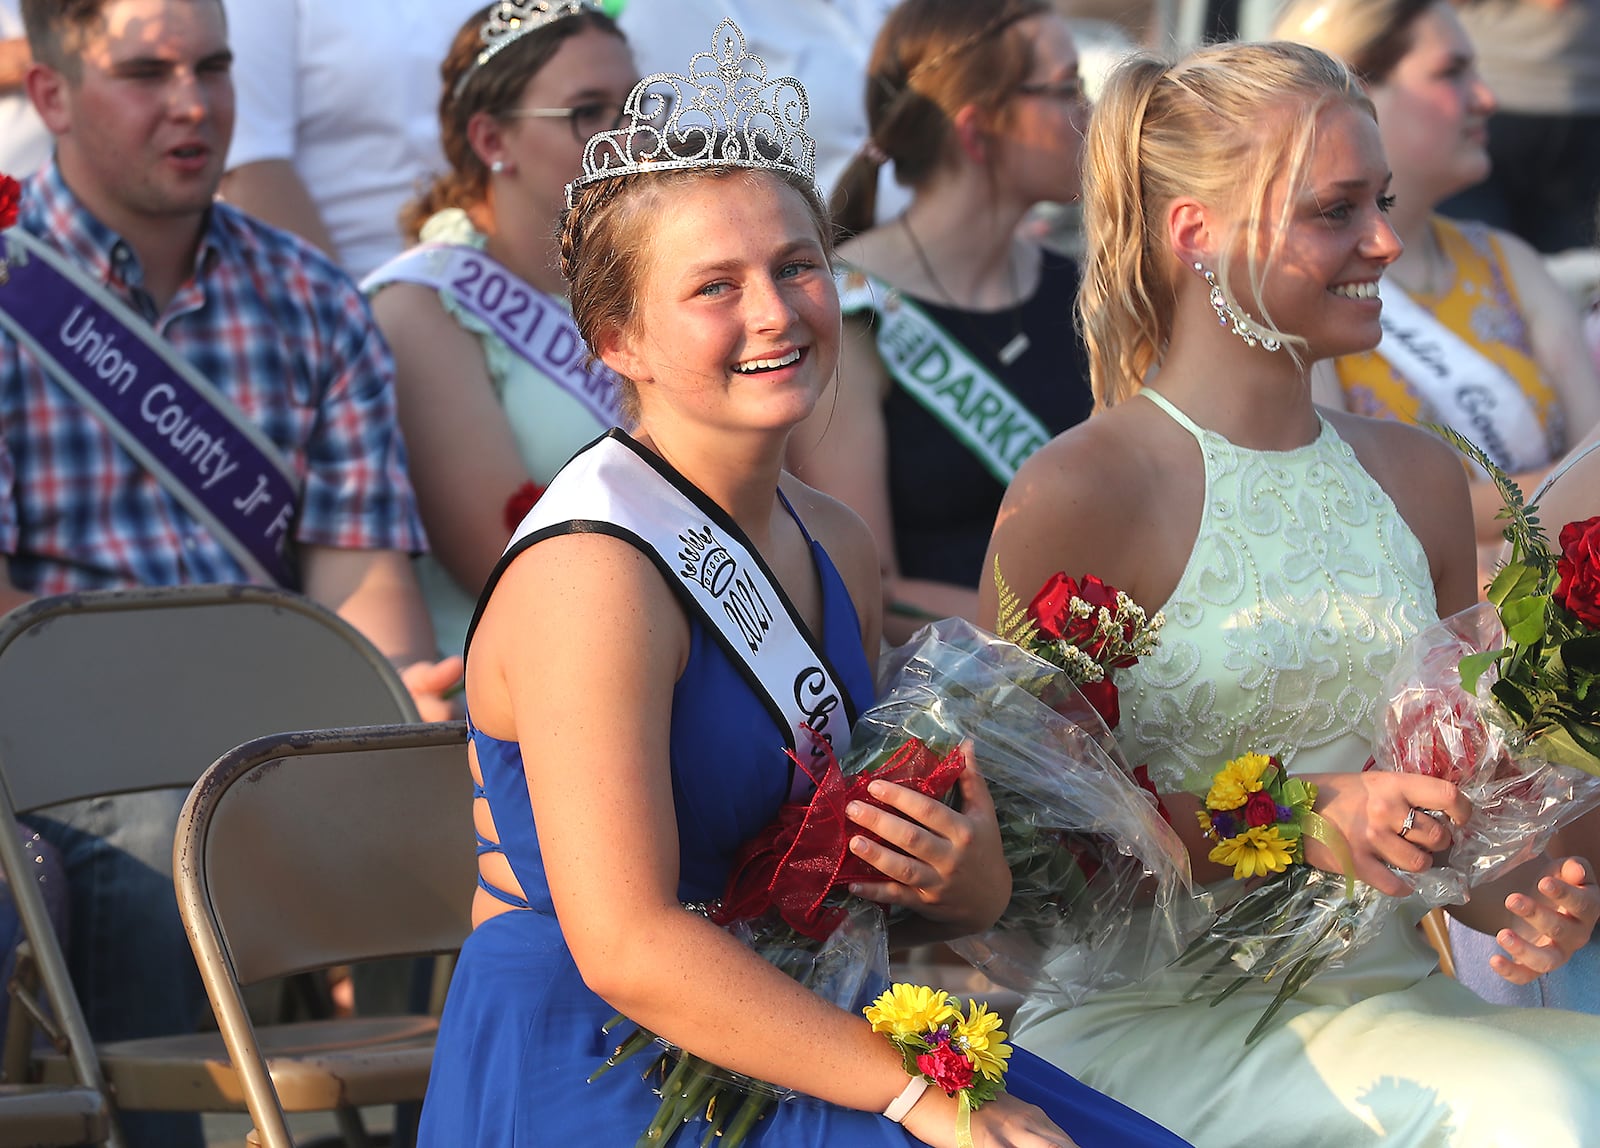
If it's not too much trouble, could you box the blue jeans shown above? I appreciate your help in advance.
[25,789,205,1148]
[0,823,70,1038]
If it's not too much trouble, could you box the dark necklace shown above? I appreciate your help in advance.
[898,213,1032,366]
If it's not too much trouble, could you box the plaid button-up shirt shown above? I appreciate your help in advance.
[0,164,426,594]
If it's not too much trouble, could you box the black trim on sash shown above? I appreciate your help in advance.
[462,430,863,779]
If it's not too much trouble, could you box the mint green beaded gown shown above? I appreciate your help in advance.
[1014,390,1600,1148]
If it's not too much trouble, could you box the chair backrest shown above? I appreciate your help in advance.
[177,723,474,989]
[0,586,418,815]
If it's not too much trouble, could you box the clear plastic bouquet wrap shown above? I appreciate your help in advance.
[1370,603,1600,903]
[876,618,1200,1005]
[593,616,1196,1145]
[1177,435,1600,1042]
[1372,438,1600,901]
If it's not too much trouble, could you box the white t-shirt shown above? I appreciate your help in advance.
[222,0,482,279]
[618,0,906,216]
[0,0,50,177]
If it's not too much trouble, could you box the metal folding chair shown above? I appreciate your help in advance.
[0,586,419,1145]
[175,723,473,1148]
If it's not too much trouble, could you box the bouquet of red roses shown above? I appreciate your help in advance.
[1,171,21,284]
[1177,435,1600,1042]
[592,610,1193,1145]
[1369,434,1600,903]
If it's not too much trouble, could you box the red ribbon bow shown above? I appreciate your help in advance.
[713,737,967,941]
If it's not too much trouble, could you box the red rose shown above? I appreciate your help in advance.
[0,174,18,231]
[1554,516,1600,630]
[1076,678,1120,731]
[1028,573,1079,642]
[916,1044,974,1095]
[1132,764,1173,827]
[1243,789,1279,828]
[1028,573,1121,660]
[502,479,546,533]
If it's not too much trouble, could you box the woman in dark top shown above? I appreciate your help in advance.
[788,0,1091,641]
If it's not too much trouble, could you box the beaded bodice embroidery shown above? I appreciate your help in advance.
[1123,391,1438,793]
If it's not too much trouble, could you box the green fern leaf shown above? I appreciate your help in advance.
[1426,424,1550,567]
[992,556,1040,647]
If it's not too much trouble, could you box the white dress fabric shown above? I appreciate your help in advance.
[222,0,483,278]
[1015,391,1600,1148]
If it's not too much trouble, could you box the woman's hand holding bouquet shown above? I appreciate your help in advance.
[843,747,1014,937]
[1177,432,1600,1040]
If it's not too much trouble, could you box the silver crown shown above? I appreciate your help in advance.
[564,19,816,208]
[454,0,603,99]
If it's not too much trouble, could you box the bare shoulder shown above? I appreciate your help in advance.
[983,399,1175,619]
[367,280,449,328]
[1322,408,1465,499]
[1002,400,1165,545]
[836,226,914,286]
[469,531,689,734]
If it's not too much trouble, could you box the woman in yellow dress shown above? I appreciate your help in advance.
[1275,0,1600,580]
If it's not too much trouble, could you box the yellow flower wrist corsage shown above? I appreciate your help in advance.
[1198,752,1351,887]
[864,984,1011,1148]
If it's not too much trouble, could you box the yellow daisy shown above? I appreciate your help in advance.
[1196,809,1215,839]
[1209,825,1296,880]
[865,984,958,1039]
[1205,753,1273,811]
[954,1001,1012,1082]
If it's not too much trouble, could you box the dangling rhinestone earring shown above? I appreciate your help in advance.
[1194,262,1282,353]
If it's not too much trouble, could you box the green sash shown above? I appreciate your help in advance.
[838,267,1050,485]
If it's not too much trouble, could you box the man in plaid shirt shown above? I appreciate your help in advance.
[4,3,461,1143]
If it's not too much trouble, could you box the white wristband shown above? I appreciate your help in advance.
[883,1075,930,1123]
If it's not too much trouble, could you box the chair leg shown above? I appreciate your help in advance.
[334,1105,374,1148]
[1421,907,1456,979]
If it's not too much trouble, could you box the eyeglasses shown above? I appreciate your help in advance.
[500,101,626,143]
[1015,78,1085,104]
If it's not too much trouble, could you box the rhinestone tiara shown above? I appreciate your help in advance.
[454,0,603,99]
[564,19,816,208]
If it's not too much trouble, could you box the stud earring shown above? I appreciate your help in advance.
[1194,262,1282,352]
[491,160,506,174]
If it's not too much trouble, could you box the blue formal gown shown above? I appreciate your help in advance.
[417,509,1191,1147]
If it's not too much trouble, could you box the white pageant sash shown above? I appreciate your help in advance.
[484,432,855,791]
[1375,280,1551,472]
[838,269,1050,485]
[363,244,623,430]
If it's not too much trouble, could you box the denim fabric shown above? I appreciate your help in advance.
[0,823,70,1037]
[1450,916,1600,1014]
[26,789,204,1148]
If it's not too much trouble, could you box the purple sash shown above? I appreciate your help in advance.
[0,228,299,587]
[362,244,624,430]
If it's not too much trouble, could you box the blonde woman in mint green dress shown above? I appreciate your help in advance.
[368,4,637,651]
[981,41,1600,1148]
